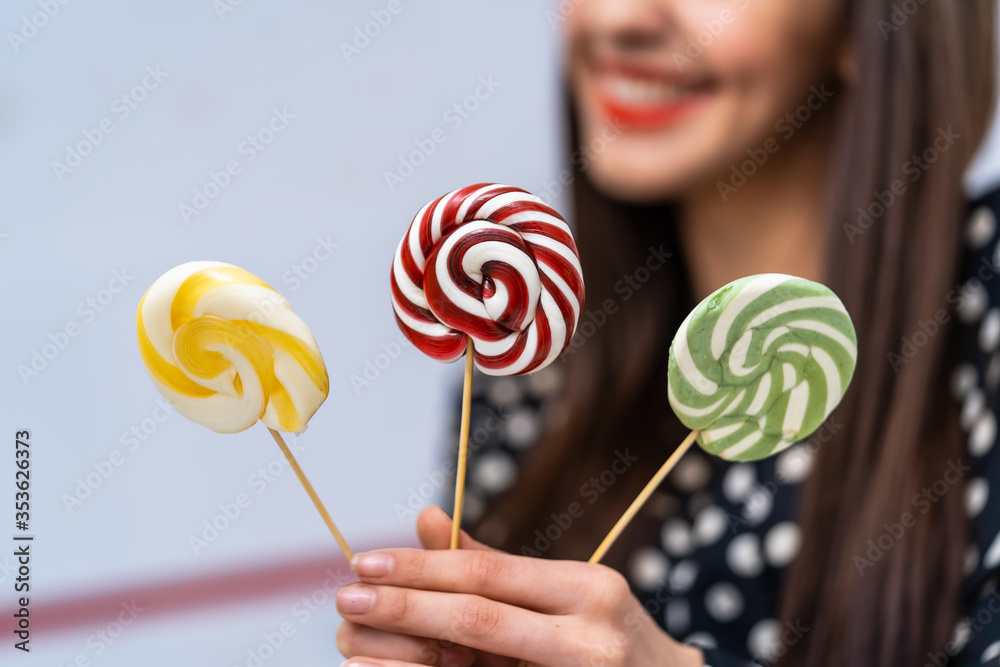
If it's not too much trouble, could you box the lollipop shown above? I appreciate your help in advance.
[669,273,858,461]
[137,261,352,559]
[590,273,856,562]
[391,183,585,546]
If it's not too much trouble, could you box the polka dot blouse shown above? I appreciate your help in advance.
[454,190,1000,666]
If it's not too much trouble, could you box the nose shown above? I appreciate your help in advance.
[578,0,670,54]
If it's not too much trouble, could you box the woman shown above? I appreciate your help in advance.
[337,0,999,664]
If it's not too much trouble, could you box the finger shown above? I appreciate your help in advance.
[417,505,494,551]
[336,621,475,666]
[351,546,622,613]
[336,583,574,661]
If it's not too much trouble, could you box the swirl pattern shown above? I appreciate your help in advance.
[391,183,585,376]
[137,261,329,434]
[668,274,857,461]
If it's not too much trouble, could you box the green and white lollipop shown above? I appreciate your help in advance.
[668,273,857,461]
[590,273,856,563]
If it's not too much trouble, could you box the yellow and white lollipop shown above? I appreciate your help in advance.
[137,261,350,559]
[137,261,328,434]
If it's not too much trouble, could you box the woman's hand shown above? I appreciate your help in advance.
[335,506,703,667]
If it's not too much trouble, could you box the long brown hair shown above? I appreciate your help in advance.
[475,0,996,664]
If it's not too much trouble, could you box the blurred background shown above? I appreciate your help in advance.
[1,1,999,665]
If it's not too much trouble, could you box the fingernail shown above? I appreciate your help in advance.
[340,661,379,667]
[336,585,375,614]
[352,551,394,578]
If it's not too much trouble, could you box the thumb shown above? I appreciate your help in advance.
[417,505,496,552]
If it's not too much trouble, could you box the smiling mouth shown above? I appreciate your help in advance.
[594,70,715,129]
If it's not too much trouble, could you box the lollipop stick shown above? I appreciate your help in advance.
[450,339,476,550]
[267,427,353,561]
[589,430,700,564]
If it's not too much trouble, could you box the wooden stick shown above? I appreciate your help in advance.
[268,427,353,562]
[450,339,476,550]
[588,430,700,564]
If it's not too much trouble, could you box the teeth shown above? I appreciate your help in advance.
[606,75,685,106]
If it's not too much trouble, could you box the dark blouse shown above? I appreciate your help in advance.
[454,189,1000,666]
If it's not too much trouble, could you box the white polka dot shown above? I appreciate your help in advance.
[958,279,988,324]
[952,364,979,400]
[764,522,802,567]
[966,544,980,575]
[683,632,717,650]
[743,490,774,526]
[672,455,711,493]
[971,410,997,457]
[471,452,517,494]
[776,445,815,484]
[966,206,996,249]
[984,531,1000,569]
[525,365,563,397]
[705,582,744,622]
[982,310,1000,352]
[694,506,729,546]
[723,464,756,502]
[962,389,986,431]
[629,547,670,591]
[487,378,522,406]
[982,640,1000,663]
[661,519,695,557]
[951,619,972,652]
[669,560,699,593]
[665,599,690,635]
[965,478,989,518]
[504,408,540,449]
[727,533,765,578]
[747,619,782,659]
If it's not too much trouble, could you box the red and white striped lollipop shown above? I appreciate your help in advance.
[391,183,585,376]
